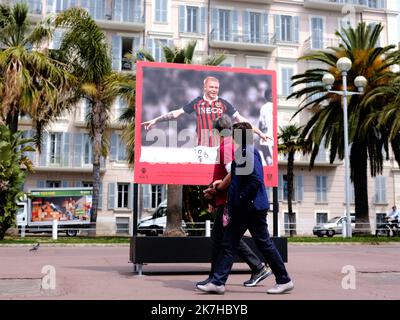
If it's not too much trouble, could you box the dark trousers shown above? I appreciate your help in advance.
[211,208,291,286]
[209,205,263,276]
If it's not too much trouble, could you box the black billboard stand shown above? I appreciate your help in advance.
[273,187,279,237]
[131,183,143,275]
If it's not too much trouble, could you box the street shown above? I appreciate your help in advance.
[0,243,399,300]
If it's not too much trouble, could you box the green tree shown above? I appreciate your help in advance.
[120,40,225,236]
[0,125,34,239]
[0,2,74,140]
[55,8,130,229]
[278,124,309,236]
[289,22,399,233]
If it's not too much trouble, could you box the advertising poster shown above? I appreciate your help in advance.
[135,61,277,186]
[30,189,92,224]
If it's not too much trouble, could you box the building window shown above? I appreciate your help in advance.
[316,212,328,224]
[281,67,294,96]
[316,176,327,203]
[46,180,61,188]
[110,133,126,161]
[219,9,231,41]
[155,0,168,22]
[151,185,163,208]
[284,212,296,236]
[111,36,140,71]
[311,17,323,49]
[49,133,62,165]
[147,38,168,62]
[113,0,143,23]
[186,6,198,33]
[374,176,386,204]
[376,213,386,225]
[116,217,130,234]
[249,12,261,43]
[81,0,105,20]
[275,15,299,43]
[82,182,93,188]
[117,183,129,208]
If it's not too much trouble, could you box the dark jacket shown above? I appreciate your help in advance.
[228,145,269,214]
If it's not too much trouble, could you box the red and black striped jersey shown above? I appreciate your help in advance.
[183,97,237,146]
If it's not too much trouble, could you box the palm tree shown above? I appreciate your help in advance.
[55,8,130,229]
[120,40,225,236]
[278,124,309,236]
[0,2,74,138]
[289,22,399,233]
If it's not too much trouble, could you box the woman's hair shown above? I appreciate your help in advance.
[214,115,232,137]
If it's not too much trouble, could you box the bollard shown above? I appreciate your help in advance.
[205,220,211,237]
[21,225,25,238]
[52,219,58,240]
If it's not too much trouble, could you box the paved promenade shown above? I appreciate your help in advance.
[0,243,399,300]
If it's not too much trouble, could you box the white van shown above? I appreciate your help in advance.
[137,200,186,236]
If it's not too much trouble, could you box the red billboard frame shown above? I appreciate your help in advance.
[134,61,278,186]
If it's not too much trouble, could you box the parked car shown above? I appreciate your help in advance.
[137,200,186,236]
[313,216,356,237]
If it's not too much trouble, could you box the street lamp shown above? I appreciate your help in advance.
[322,57,367,238]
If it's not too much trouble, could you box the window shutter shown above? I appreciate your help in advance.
[263,13,269,44]
[73,133,83,167]
[98,182,103,210]
[62,132,70,166]
[47,0,55,13]
[27,130,36,164]
[112,36,122,71]
[128,183,133,209]
[243,11,250,42]
[200,7,206,34]
[39,132,48,167]
[108,183,116,210]
[62,181,69,188]
[162,0,168,22]
[231,10,238,40]
[296,175,303,201]
[274,15,281,41]
[142,185,151,209]
[134,0,142,21]
[293,16,299,43]
[179,5,185,32]
[211,8,218,36]
[278,174,283,201]
[114,0,122,21]
[146,38,154,57]
[110,133,118,161]
[37,180,45,188]
[133,37,140,55]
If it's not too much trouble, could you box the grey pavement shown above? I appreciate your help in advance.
[0,243,399,300]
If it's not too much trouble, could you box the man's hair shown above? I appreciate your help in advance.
[232,122,253,146]
[214,115,232,135]
[204,76,219,86]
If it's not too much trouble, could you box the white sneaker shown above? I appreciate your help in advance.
[267,281,294,294]
[196,282,225,294]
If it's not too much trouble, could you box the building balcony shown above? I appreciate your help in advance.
[96,13,145,32]
[304,0,368,12]
[29,154,106,173]
[303,36,340,53]
[209,29,276,52]
[278,151,342,167]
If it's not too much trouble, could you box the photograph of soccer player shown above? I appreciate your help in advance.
[142,76,270,147]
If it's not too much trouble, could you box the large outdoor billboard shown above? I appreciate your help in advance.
[29,188,92,224]
[134,61,277,186]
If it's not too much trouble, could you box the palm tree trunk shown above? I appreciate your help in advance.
[164,185,186,237]
[6,108,19,133]
[287,151,295,237]
[90,100,106,236]
[351,141,371,234]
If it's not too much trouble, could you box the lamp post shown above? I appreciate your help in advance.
[322,57,367,238]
